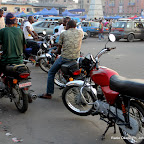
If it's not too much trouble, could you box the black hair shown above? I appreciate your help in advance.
[0,9,4,13]
[67,20,76,28]
[28,16,33,21]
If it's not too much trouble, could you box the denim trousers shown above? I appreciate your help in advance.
[98,33,104,40]
[46,56,73,94]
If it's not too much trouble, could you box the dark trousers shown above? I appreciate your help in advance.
[26,39,40,55]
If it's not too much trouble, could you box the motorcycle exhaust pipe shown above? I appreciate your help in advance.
[31,94,37,100]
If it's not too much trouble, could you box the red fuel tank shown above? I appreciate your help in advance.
[90,66,119,87]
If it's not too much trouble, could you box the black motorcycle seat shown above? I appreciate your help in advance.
[5,64,26,73]
[110,75,144,99]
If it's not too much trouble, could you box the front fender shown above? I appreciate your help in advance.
[66,80,97,97]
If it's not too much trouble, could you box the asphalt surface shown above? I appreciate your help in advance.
[0,37,144,144]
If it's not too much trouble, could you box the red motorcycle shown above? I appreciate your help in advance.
[62,34,144,144]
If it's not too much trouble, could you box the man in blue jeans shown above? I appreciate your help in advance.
[39,20,83,99]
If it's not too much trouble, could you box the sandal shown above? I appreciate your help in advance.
[38,94,52,99]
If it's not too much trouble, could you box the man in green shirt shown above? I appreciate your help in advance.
[0,13,26,72]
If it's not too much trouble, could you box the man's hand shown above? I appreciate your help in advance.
[33,35,38,40]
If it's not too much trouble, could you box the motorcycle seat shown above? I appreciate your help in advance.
[110,75,144,99]
[4,64,29,77]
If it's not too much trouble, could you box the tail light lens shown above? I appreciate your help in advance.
[19,73,30,79]
[72,70,81,76]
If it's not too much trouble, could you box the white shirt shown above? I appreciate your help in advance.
[23,21,34,39]
[76,25,84,38]
[54,24,65,36]
[0,17,5,30]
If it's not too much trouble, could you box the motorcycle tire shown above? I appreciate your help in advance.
[13,86,28,113]
[119,100,144,144]
[62,86,95,116]
[39,58,52,73]
[54,70,66,88]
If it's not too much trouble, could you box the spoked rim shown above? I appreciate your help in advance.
[121,106,144,144]
[13,87,24,109]
[54,70,66,87]
[65,87,93,113]
[40,58,51,72]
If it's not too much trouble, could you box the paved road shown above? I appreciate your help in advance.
[0,37,144,144]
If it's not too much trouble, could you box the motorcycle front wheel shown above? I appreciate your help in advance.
[39,58,52,73]
[119,101,144,144]
[12,85,28,113]
[62,86,95,116]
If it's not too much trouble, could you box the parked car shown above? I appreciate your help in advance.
[110,20,144,42]
[32,21,59,35]
[78,21,108,37]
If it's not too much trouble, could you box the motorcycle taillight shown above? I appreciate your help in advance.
[19,73,30,79]
[72,70,81,76]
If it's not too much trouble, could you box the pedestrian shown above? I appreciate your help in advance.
[98,20,104,41]
[39,20,83,99]
[0,9,5,30]
[108,19,112,33]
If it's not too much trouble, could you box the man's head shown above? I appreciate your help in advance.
[0,9,4,17]
[6,13,16,26]
[99,20,102,23]
[63,17,71,26]
[66,20,76,30]
[28,16,34,24]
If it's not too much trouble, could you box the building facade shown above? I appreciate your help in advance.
[38,0,78,10]
[103,0,144,17]
[1,2,66,13]
[78,0,90,15]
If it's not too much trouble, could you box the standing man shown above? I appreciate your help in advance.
[39,20,83,99]
[0,9,5,30]
[98,20,104,41]
[23,16,39,55]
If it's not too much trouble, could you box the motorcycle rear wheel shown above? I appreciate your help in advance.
[119,101,144,144]
[62,86,95,116]
[12,86,28,113]
[39,58,52,73]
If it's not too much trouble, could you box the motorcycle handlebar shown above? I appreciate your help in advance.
[106,47,116,51]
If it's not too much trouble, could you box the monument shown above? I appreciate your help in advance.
[87,0,103,19]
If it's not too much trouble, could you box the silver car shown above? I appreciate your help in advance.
[32,21,59,35]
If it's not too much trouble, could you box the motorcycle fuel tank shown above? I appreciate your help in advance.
[90,66,119,87]
[90,66,119,105]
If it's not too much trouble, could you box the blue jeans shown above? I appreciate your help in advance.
[46,56,74,94]
[98,33,104,40]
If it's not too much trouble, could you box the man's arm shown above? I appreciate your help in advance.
[26,26,38,39]
[52,45,62,55]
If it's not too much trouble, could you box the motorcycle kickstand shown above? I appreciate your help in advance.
[101,122,116,140]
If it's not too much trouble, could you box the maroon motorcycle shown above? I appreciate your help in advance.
[0,64,32,113]
[62,34,144,144]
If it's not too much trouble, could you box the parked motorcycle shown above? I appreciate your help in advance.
[0,64,32,113]
[62,34,144,144]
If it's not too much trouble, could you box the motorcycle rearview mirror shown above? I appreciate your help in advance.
[108,34,116,42]
[43,31,46,35]
[105,34,116,48]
